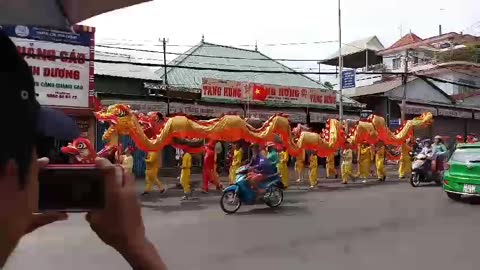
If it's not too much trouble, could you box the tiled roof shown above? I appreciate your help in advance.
[155,42,360,105]
[94,50,161,81]
[387,33,423,50]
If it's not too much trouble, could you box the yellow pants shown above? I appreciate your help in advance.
[278,164,289,188]
[341,162,356,183]
[295,162,304,180]
[180,169,191,194]
[326,158,337,178]
[229,165,240,184]
[309,166,318,186]
[398,158,412,178]
[145,168,163,192]
[358,159,371,179]
[376,159,386,180]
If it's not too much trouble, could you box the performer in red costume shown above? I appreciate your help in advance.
[61,138,97,164]
[203,140,223,193]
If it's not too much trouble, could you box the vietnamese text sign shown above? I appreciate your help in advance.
[2,25,94,108]
[438,108,472,119]
[404,104,437,116]
[101,100,168,115]
[202,78,248,101]
[341,70,356,89]
[201,78,336,108]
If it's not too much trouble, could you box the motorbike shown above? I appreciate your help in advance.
[220,165,284,214]
[410,153,443,187]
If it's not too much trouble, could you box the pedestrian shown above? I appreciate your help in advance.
[309,151,318,189]
[229,142,243,185]
[295,149,306,182]
[326,153,337,178]
[180,150,192,200]
[432,135,448,172]
[398,138,413,179]
[375,141,386,181]
[142,151,165,195]
[278,146,289,189]
[120,146,134,174]
[341,144,357,184]
[357,142,373,179]
[175,147,184,167]
[249,143,261,167]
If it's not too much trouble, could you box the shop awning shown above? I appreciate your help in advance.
[101,99,168,115]
[247,108,307,123]
[169,102,243,118]
[309,111,360,123]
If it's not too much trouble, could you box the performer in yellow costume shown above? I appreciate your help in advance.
[229,143,243,185]
[326,153,337,178]
[375,141,386,181]
[309,152,318,188]
[278,147,289,189]
[142,151,165,195]
[180,151,192,200]
[399,139,413,179]
[357,143,373,179]
[341,145,357,184]
[295,149,306,182]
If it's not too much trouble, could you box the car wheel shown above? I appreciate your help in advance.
[446,192,462,201]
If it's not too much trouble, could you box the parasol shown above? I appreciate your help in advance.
[0,0,150,29]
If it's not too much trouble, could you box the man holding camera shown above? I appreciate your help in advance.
[0,31,167,269]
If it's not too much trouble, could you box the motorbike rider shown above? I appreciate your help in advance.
[247,151,278,194]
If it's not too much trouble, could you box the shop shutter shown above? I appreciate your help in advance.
[432,117,466,148]
[467,119,480,136]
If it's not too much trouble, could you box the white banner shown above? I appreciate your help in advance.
[438,108,472,119]
[310,111,360,123]
[405,104,437,116]
[101,99,168,115]
[201,78,336,108]
[169,102,243,117]
[474,112,480,120]
[247,109,306,123]
[7,25,93,108]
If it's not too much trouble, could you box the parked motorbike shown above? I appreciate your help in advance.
[410,153,443,187]
[220,165,284,214]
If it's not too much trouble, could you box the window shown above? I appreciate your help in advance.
[413,56,419,64]
[392,58,401,69]
[450,149,480,163]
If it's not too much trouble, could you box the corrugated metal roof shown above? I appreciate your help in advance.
[155,42,360,105]
[95,50,161,81]
[324,36,385,60]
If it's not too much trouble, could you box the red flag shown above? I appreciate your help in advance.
[252,85,268,101]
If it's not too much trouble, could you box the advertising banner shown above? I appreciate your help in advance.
[169,102,244,117]
[201,78,336,108]
[1,25,95,108]
[247,109,307,123]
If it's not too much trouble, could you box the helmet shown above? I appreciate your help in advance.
[456,135,464,142]
[266,141,275,147]
[434,135,442,140]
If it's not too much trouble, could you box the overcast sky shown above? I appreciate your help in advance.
[82,0,480,82]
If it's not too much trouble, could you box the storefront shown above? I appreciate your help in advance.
[2,25,96,161]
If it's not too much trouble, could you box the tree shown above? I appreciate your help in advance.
[323,81,334,90]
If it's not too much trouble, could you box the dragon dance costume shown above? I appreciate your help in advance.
[309,153,318,187]
[357,144,373,179]
[144,151,165,193]
[326,153,337,178]
[180,152,192,198]
[295,149,306,182]
[398,143,412,179]
[278,150,289,189]
[375,145,386,181]
[229,147,243,185]
[341,148,356,184]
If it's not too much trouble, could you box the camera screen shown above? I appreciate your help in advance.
[38,167,105,212]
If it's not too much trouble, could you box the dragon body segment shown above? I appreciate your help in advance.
[94,104,433,157]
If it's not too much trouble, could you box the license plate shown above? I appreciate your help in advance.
[463,184,476,194]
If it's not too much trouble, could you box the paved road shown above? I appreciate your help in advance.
[7,180,480,270]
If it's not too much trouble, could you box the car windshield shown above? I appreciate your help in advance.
[449,149,480,163]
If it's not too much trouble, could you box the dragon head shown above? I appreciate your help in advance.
[95,104,138,140]
[61,138,94,158]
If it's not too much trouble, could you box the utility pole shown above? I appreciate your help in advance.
[162,38,168,87]
[401,49,409,123]
[317,61,322,83]
[338,0,344,121]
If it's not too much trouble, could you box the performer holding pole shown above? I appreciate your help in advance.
[229,142,243,185]
[375,141,386,181]
[341,144,357,184]
[295,149,306,183]
[309,151,318,189]
[326,153,337,178]
[203,141,223,193]
[180,150,192,200]
[142,150,165,195]
[399,138,413,179]
[278,146,289,189]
